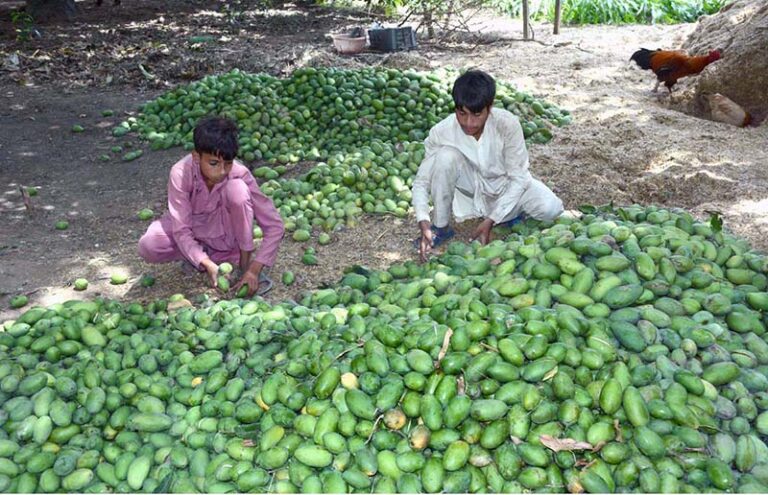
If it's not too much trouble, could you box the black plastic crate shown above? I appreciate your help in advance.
[368,27,417,52]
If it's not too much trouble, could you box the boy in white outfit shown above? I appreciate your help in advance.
[412,70,563,261]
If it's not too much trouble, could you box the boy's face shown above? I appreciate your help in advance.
[455,105,491,139]
[195,151,233,187]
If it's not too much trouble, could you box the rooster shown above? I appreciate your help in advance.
[630,48,721,92]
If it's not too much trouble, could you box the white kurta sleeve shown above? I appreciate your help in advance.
[487,113,533,223]
[411,125,444,224]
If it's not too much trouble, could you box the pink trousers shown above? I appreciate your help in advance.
[138,179,255,268]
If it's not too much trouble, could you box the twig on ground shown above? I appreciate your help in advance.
[335,341,365,361]
[575,42,595,54]
[479,342,498,352]
[374,228,390,244]
[366,414,384,444]
[18,186,32,212]
[473,36,550,47]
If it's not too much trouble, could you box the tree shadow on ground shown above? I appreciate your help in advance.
[0,0,382,87]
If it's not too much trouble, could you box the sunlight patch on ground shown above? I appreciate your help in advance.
[704,158,752,170]
[569,67,625,88]
[731,5,758,25]
[102,264,131,280]
[1,288,88,323]
[86,255,113,268]
[191,10,226,19]
[507,76,550,95]
[647,159,737,183]
[593,97,643,121]
[0,254,142,322]
[683,169,736,184]
[646,151,700,174]
[293,48,324,70]
[646,149,753,178]
[35,286,87,309]
[1,187,22,212]
[377,250,405,263]
[265,8,308,18]
[728,198,768,224]
[0,202,21,212]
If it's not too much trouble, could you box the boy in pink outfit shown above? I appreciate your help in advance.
[138,117,285,296]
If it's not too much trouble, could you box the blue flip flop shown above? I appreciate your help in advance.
[413,225,456,250]
[256,272,274,296]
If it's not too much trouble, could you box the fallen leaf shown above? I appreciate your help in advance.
[540,435,593,452]
[591,441,607,453]
[436,327,454,366]
[567,477,584,494]
[167,299,193,311]
[575,459,597,469]
[542,365,559,381]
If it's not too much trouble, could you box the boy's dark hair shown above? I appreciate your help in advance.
[193,117,239,161]
[452,70,496,112]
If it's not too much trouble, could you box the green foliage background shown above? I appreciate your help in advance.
[343,0,731,25]
[487,0,732,25]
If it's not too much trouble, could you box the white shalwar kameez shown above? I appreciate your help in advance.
[412,108,563,228]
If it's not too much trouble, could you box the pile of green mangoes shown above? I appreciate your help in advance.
[4,204,768,493]
[126,67,569,158]
[260,139,421,235]
[117,67,569,236]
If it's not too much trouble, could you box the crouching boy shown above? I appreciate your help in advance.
[412,70,563,261]
[138,117,285,296]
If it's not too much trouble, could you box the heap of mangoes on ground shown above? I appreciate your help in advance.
[4,201,768,493]
[119,67,570,239]
[31,67,569,299]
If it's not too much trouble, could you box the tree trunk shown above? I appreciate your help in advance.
[422,0,434,39]
[554,0,562,34]
[522,0,530,40]
[444,0,455,29]
[26,0,78,21]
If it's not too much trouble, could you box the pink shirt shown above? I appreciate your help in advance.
[166,154,284,268]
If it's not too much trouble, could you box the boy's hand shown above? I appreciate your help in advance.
[200,259,219,288]
[470,218,494,245]
[234,271,259,297]
[234,260,264,297]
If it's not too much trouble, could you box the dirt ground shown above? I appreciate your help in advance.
[1,0,767,320]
